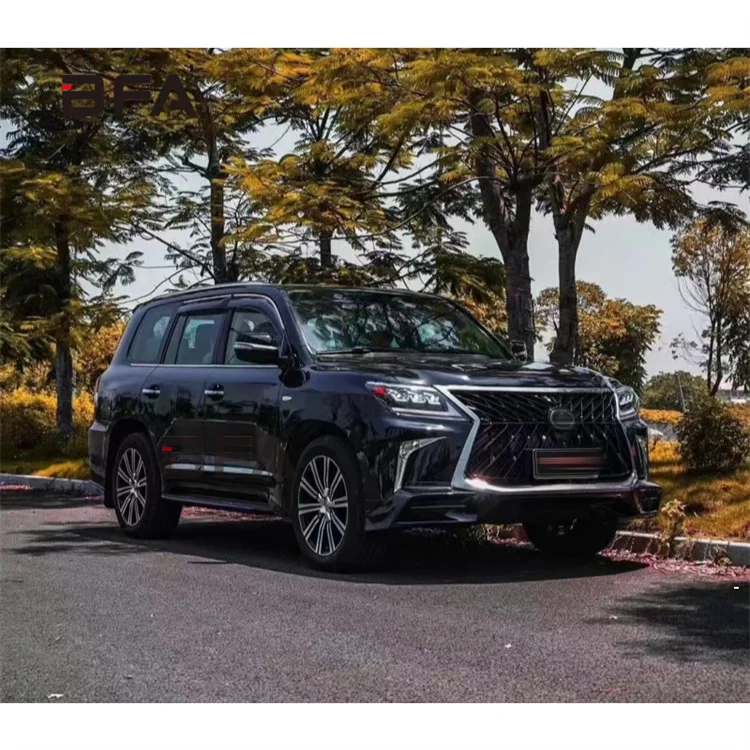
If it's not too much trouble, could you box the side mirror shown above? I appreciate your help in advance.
[510,340,528,362]
[233,332,279,365]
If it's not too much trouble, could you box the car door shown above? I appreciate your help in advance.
[202,297,285,501]
[147,300,228,497]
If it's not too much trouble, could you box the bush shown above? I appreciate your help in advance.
[676,400,750,474]
[0,387,93,460]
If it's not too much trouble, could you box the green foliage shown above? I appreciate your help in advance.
[536,281,661,390]
[676,399,750,474]
[642,371,709,410]
[671,213,750,393]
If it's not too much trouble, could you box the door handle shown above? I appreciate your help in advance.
[204,385,225,400]
[142,385,161,398]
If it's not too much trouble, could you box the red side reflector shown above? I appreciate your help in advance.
[61,84,72,90]
[161,446,173,453]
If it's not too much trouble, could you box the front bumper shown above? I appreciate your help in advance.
[360,410,661,531]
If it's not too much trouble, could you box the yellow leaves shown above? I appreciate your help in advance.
[706,56,750,85]
[641,408,684,427]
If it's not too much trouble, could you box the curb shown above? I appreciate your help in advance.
[612,530,750,567]
[0,473,103,496]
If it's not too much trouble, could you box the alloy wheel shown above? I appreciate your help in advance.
[297,455,348,557]
[116,447,147,527]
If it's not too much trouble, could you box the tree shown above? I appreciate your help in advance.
[82,48,269,284]
[366,49,548,358]
[226,49,419,271]
[1,49,158,438]
[671,214,750,395]
[726,303,750,390]
[642,371,708,411]
[537,281,661,390]
[696,52,750,192]
[533,48,750,366]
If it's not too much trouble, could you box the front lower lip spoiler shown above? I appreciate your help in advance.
[435,385,639,496]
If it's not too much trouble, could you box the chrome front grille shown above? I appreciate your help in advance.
[448,389,632,486]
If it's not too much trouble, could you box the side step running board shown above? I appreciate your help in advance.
[163,494,279,516]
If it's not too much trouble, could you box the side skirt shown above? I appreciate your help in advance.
[163,493,281,516]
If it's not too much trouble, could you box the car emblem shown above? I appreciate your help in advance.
[548,407,576,431]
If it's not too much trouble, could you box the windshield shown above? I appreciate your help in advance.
[287,288,511,358]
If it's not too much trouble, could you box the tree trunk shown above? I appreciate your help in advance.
[54,219,74,442]
[550,225,580,366]
[504,240,535,359]
[470,135,535,356]
[469,105,535,357]
[319,230,333,269]
[208,158,228,283]
[711,314,723,396]
[706,318,716,394]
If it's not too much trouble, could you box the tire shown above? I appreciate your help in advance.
[111,432,181,539]
[523,515,618,559]
[290,436,387,571]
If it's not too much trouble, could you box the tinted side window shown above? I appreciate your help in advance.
[225,309,280,365]
[167,313,224,365]
[127,304,177,364]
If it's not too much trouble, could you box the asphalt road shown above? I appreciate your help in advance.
[1,491,748,702]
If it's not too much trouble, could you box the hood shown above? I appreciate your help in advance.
[311,352,610,389]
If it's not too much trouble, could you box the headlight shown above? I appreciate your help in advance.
[615,385,639,419]
[366,382,463,418]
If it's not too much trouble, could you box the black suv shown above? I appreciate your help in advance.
[89,284,661,569]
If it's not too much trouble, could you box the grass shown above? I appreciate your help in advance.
[0,456,90,480]
[630,441,750,540]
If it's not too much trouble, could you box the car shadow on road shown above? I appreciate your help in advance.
[9,514,648,586]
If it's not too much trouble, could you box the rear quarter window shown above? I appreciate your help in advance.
[127,304,177,364]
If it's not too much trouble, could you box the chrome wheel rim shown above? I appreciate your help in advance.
[116,448,147,527]
[297,455,348,557]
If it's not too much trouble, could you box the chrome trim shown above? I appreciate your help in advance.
[435,385,638,495]
[204,389,224,397]
[164,462,201,471]
[204,465,274,477]
[164,462,273,478]
[141,387,160,396]
[393,437,445,493]
[234,340,277,352]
